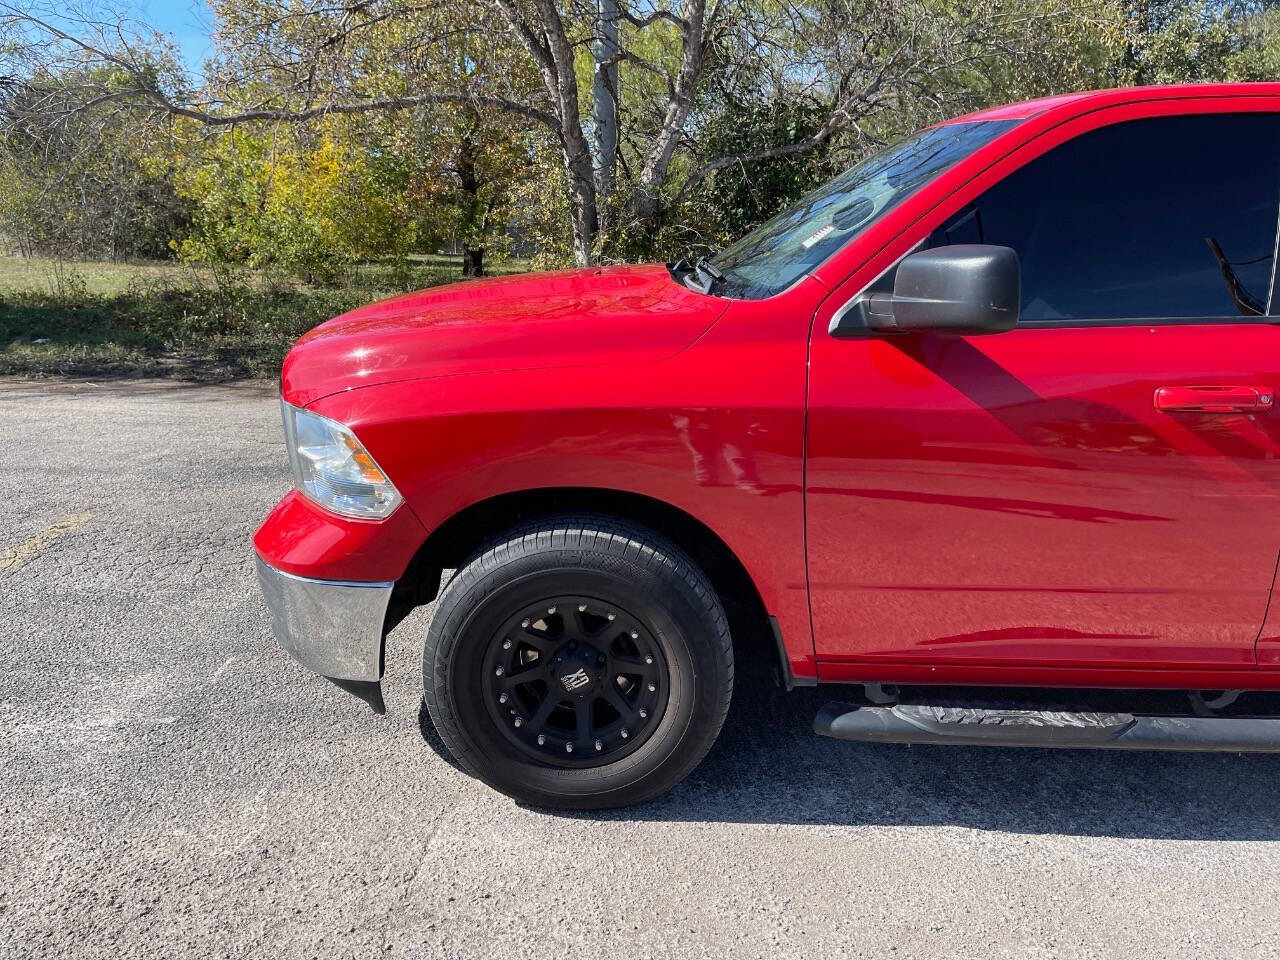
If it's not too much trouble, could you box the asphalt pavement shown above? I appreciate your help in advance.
[1,378,1278,959]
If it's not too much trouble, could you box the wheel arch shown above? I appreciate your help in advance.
[389,487,792,689]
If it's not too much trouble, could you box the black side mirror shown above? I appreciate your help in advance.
[833,244,1020,337]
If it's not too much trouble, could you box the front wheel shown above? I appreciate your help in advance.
[422,515,734,808]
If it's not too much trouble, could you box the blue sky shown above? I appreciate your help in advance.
[135,0,213,75]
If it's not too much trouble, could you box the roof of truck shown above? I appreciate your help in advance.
[949,83,1280,124]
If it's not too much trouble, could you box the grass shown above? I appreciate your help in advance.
[0,255,200,297]
[0,254,531,380]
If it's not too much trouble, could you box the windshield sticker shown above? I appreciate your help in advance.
[801,224,836,249]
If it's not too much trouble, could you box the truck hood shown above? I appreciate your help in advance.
[281,263,728,407]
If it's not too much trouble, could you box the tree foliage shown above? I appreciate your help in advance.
[0,61,190,259]
[1119,1,1280,83]
[171,119,410,280]
[1,0,1278,276]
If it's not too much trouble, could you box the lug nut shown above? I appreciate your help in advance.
[537,734,546,745]
[647,682,656,692]
[607,613,616,621]
[502,639,512,650]
[595,740,603,751]
[630,631,639,640]
[521,619,530,628]
[513,717,523,728]
[547,606,557,614]
[565,742,574,753]
[499,692,509,704]
[644,655,653,664]
[639,708,648,719]
[620,728,629,739]
[578,604,587,612]
[494,665,504,676]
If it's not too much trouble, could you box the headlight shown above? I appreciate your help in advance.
[281,401,402,519]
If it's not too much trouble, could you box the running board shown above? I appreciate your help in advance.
[815,702,1280,752]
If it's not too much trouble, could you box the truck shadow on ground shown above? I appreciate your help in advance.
[418,669,1280,840]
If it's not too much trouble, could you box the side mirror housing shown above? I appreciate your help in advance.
[833,244,1020,337]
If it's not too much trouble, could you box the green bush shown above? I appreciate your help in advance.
[0,281,371,380]
[0,252,528,380]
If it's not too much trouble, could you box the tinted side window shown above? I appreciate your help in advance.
[929,113,1280,321]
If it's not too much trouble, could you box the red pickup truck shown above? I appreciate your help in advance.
[255,83,1280,808]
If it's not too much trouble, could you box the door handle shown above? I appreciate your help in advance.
[1153,385,1274,413]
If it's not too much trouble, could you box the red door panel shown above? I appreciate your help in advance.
[805,323,1280,670]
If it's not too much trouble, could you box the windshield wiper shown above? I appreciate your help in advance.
[670,253,726,295]
[693,255,725,294]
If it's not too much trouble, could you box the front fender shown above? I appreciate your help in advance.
[308,328,813,676]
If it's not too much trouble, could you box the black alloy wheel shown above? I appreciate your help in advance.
[482,597,668,765]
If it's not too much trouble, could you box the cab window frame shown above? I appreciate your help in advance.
[931,112,1280,327]
[824,99,1280,336]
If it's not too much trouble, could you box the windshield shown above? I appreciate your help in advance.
[710,119,1020,299]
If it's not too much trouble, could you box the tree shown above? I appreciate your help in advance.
[7,1,1276,272]
[0,60,190,259]
[397,104,535,275]
[169,116,424,280]
[1118,1,1280,83]
[628,0,1128,260]
[0,0,1130,267]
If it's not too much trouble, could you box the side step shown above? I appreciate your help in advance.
[815,702,1280,752]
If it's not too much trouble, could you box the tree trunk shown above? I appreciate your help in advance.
[547,52,599,265]
[495,0,600,265]
[592,0,620,212]
[462,247,485,276]
[565,161,599,267]
[635,0,708,222]
[455,115,487,277]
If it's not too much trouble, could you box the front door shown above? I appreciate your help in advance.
[806,109,1280,671]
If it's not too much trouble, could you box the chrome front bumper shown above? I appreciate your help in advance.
[254,554,394,681]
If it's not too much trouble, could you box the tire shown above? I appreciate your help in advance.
[422,514,733,809]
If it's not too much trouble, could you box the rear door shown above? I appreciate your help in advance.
[806,107,1280,672]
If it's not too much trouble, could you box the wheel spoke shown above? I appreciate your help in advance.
[529,691,561,729]
[611,654,657,678]
[603,687,637,724]
[504,659,547,683]
[573,605,613,639]
[518,631,557,656]
[574,700,591,740]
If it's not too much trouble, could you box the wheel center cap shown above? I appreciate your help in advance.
[555,644,601,699]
